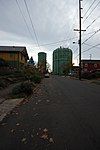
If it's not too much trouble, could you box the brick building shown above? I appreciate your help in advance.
[81,59,100,72]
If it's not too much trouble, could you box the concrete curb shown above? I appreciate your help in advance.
[0,83,41,123]
[0,98,24,122]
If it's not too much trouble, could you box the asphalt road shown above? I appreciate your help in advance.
[0,75,100,150]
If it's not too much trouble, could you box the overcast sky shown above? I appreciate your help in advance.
[0,0,100,69]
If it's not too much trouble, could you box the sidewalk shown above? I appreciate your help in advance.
[0,82,39,122]
[0,82,24,122]
[0,98,24,122]
[0,82,21,104]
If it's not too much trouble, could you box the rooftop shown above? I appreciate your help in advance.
[0,46,29,59]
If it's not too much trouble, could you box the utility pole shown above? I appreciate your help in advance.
[74,0,86,80]
[79,0,82,80]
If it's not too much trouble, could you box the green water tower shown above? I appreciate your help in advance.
[53,47,72,75]
[38,52,47,73]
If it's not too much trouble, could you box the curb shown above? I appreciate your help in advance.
[0,83,41,123]
[0,98,24,122]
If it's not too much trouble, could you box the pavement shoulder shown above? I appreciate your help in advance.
[0,98,24,122]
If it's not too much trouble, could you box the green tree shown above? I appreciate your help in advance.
[63,63,73,76]
[28,56,35,65]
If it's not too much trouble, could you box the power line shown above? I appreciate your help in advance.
[27,31,97,48]
[83,43,100,49]
[74,53,79,59]
[85,15,100,30]
[23,0,40,49]
[83,1,88,8]
[61,9,78,46]
[82,28,100,44]
[61,0,78,47]
[73,47,78,53]
[83,0,100,23]
[15,0,33,39]
[83,0,97,18]
[82,43,100,53]
[74,43,100,59]
[39,37,78,47]
[72,30,99,58]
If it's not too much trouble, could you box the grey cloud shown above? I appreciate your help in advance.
[0,0,100,65]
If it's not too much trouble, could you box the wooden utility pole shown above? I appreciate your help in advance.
[79,0,82,80]
[74,0,86,80]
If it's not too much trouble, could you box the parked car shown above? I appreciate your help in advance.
[68,72,76,77]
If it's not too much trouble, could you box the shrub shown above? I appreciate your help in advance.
[12,82,35,97]
[0,80,6,89]
[30,74,41,83]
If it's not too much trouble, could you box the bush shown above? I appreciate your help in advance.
[30,74,41,83]
[0,80,7,89]
[12,82,35,97]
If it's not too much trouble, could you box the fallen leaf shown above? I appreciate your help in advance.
[38,100,41,102]
[43,128,48,132]
[16,123,20,126]
[15,112,18,115]
[21,138,26,142]
[49,138,54,143]
[31,134,34,138]
[11,129,15,133]
[47,100,50,102]
[1,123,7,126]
[41,134,48,140]
[34,113,38,117]
[37,133,39,135]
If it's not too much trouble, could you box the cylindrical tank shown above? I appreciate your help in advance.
[53,47,72,75]
[38,52,47,73]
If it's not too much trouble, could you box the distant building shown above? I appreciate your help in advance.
[81,59,100,72]
[53,47,72,75]
[38,52,47,73]
[0,46,29,70]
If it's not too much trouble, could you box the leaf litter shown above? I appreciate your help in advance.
[21,137,27,144]
[37,128,54,143]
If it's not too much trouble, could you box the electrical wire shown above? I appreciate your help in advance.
[85,15,100,30]
[83,0,100,23]
[74,43,100,59]
[62,0,78,47]
[73,30,99,56]
[74,53,79,59]
[83,0,97,18]
[15,0,33,39]
[82,28,100,44]
[39,37,78,47]
[83,0,88,9]
[23,0,40,49]
[83,43,100,49]
[82,43,100,53]
[73,47,78,53]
